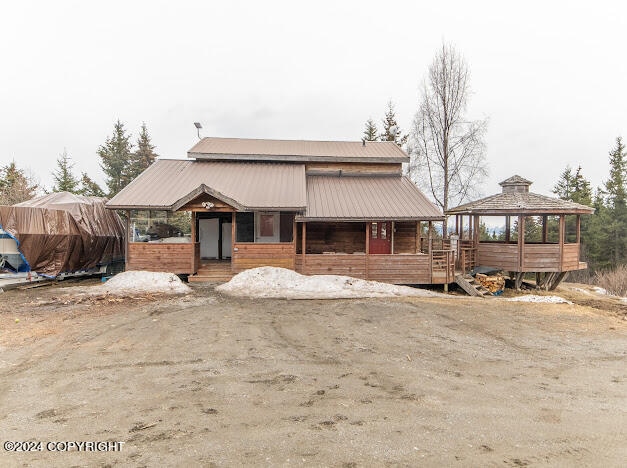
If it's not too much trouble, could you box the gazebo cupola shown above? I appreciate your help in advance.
[499,175,532,193]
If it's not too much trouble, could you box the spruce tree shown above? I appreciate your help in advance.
[554,165,595,267]
[51,149,79,193]
[97,120,133,197]
[380,101,408,147]
[363,118,378,141]
[127,122,158,181]
[604,137,627,266]
[0,161,38,205]
[77,172,105,197]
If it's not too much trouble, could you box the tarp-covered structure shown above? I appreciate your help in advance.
[0,192,125,276]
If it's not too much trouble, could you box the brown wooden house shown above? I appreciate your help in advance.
[446,175,595,290]
[107,137,453,284]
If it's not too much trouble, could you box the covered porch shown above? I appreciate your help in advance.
[295,221,454,284]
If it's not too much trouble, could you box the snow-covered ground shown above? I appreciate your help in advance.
[216,267,443,299]
[507,295,572,304]
[95,271,191,296]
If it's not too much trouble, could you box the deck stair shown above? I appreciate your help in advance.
[188,261,233,283]
[455,273,491,297]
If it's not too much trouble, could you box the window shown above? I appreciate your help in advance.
[371,223,378,238]
[129,210,191,243]
[380,223,387,239]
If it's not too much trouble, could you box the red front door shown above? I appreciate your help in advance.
[369,222,392,254]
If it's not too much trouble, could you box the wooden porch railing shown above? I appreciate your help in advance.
[430,249,455,284]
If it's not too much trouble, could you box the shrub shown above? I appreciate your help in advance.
[594,265,627,297]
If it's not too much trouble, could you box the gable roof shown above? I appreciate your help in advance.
[300,175,443,221]
[188,137,409,163]
[106,159,307,211]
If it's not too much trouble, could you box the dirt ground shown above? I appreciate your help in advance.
[1,280,626,467]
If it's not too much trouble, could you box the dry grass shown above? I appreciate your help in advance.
[594,265,627,297]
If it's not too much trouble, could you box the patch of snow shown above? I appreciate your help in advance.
[216,267,442,299]
[593,286,608,296]
[507,295,572,304]
[570,287,592,295]
[94,271,191,296]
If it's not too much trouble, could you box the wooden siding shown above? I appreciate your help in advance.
[477,243,519,271]
[127,242,196,274]
[394,222,417,254]
[232,242,295,272]
[561,243,581,271]
[522,244,561,272]
[368,254,431,284]
[296,253,436,284]
[296,254,367,278]
[305,162,401,175]
[477,242,582,272]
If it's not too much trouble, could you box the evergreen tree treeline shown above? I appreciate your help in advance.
[554,137,627,271]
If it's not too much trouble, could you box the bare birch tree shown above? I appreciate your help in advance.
[409,43,488,230]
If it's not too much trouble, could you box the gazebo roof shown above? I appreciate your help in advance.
[447,176,594,215]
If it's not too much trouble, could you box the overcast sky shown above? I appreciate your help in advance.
[1,0,626,198]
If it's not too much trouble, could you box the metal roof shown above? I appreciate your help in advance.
[447,192,595,215]
[299,176,443,221]
[107,160,307,211]
[188,137,409,163]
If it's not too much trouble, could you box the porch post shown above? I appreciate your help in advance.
[293,216,297,270]
[190,211,197,273]
[542,215,548,243]
[576,215,581,243]
[428,221,433,253]
[559,215,565,270]
[518,215,525,272]
[416,221,420,253]
[391,221,395,254]
[365,222,370,280]
[231,212,236,272]
[505,216,511,243]
[301,222,306,271]
[125,210,130,271]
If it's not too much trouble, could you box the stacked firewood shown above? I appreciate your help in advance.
[475,273,505,293]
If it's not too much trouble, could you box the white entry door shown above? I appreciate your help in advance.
[199,218,219,259]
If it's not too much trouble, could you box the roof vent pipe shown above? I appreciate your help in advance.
[362,139,365,147]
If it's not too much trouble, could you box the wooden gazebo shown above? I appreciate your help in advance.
[446,175,595,290]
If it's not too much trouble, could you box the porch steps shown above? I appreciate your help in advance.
[455,274,491,298]
[188,264,234,283]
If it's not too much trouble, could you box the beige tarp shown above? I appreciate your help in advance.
[0,192,124,276]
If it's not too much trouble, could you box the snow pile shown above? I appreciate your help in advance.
[216,267,442,299]
[507,295,572,304]
[95,271,191,296]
